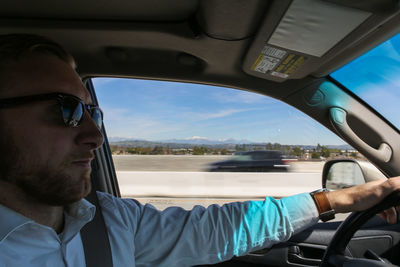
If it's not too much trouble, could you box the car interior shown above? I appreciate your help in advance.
[2,0,400,266]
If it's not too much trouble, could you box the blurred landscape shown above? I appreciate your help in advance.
[109,137,363,161]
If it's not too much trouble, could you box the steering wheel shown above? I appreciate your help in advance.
[320,191,400,267]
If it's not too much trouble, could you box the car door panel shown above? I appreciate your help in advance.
[197,217,400,266]
[228,217,400,266]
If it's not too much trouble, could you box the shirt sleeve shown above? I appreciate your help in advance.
[98,192,319,267]
[135,194,318,266]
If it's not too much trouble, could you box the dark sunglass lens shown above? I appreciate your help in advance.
[62,97,84,127]
[91,108,103,129]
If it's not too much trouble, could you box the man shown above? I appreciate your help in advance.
[0,33,399,266]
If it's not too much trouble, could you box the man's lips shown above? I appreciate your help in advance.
[72,158,94,168]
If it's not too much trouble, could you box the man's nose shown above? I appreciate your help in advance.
[75,110,104,149]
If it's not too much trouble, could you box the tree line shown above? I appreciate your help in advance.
[110,142,357,159]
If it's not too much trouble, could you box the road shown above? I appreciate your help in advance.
[113,155,326,210]
[112,154,325,172]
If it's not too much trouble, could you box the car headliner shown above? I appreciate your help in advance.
[1,0,400,101]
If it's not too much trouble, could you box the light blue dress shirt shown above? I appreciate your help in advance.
[0,192,319,267]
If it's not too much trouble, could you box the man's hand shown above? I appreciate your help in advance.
[326,176,400,224]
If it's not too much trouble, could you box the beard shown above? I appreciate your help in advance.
[0,132,92,206]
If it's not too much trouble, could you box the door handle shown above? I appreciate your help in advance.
[288,245,321,266]
[329,107,392,163]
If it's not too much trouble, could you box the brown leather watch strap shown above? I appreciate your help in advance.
[310,189,335,222]
[313,191,332,214]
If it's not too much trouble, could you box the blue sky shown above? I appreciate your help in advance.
[93,33,400,146]
[93,78,343,145]
[331,33,400,130]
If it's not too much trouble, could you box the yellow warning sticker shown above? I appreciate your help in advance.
[274,54,305,75]
[251,45,306,78]
[251,54,264,71]
[251,55,280,74]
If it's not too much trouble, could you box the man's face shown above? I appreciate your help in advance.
[0,54,104,206]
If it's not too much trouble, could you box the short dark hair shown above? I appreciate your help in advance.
[0,34,76,69]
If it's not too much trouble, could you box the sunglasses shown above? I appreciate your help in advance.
[0,92,103,129]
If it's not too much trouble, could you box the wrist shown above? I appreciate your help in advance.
[326,189,352,213]
[310,189,335,222]
[325,191,338,212]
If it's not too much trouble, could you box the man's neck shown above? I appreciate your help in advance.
[0,181,64,233]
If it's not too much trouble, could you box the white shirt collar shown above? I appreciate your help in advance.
[0,198,95,243]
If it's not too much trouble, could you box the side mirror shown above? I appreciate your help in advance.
[322,159,386,190]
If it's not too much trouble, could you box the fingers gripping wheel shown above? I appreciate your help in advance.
[321,190,400,267]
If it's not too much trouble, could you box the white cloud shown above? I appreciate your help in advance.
[102,107,184,139]
[212,90,274,104]
[181,108,260,121]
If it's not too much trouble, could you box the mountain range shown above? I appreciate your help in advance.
[108,136,353,150]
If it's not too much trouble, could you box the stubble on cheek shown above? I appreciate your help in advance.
[0,147,92,206]
[25,162,92,206]
[0,123,92,206]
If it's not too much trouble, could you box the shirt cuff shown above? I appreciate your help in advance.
[280,192,320,234]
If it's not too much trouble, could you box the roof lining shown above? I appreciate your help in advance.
[0,0,399,98]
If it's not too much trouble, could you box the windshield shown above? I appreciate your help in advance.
[330,33,400,131]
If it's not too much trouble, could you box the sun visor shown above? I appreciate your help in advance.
[243,0,372,82]
[268,0,370,57]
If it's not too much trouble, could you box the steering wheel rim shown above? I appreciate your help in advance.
[320,190,400,267]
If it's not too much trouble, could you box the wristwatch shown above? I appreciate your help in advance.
[310,188,335,222]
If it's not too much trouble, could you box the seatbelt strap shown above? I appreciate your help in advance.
[80,178,113,267]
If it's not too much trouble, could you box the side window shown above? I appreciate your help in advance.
[93,78,357,210]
